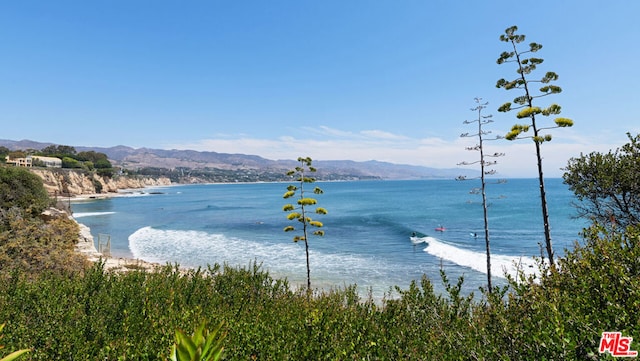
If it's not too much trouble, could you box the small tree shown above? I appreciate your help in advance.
[41,144,76,157]
[563,132,640,229]
[94,158,114,177]
[282,157,327,293]
[496,25,574,264]
[0,147,10,160]
[457,98,504,293]
[76,150,108,163]
[6,151,26,160]
[61,156,82,169]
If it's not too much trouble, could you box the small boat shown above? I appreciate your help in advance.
[435,226,446,232]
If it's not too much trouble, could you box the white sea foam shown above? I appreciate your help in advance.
[421,236,538,279]
[129,226,416,294]
[73,211,116,218]
[116,191,153,197]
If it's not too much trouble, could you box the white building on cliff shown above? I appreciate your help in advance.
[5,155,62,168]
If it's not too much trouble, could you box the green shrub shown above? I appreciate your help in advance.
[0,211,87,276]
[92,178,103,193]
[170,322,226,361]
[486,224,640,359]
[61,157,81,169]
[0,323,29,361]
[0,166,51,217]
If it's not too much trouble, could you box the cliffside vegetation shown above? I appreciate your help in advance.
[0,166,88,276]
[0,167,51,217]
[1,143,173,197]
[41,145,115,177]
[2,145,115,177]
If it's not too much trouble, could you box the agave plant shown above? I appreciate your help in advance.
[0,324,29,361]
[282,156,327,294]
[170,321,226,361]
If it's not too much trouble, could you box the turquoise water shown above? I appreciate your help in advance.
[71,179,587,299]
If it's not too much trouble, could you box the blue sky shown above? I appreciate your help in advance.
[1,1,638,177]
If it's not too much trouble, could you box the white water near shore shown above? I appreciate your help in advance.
[420,236,538,279]
[74,211,116,218]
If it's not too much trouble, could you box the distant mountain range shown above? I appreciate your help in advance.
[0,139,478,181]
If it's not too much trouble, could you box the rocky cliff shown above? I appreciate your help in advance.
[30,169,172,196]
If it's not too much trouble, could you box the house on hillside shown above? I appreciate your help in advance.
[4,155,62,168]
[5,156,31,167]
[30,156,62,168]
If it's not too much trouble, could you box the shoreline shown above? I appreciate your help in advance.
[74,219,162,273]
[64,184,176,202]
[67,186,309,289]
[66,186,380,298]
[70,187,174,273]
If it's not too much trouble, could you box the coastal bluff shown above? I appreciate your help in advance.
[30,168,172,197]
[74,220,160,273]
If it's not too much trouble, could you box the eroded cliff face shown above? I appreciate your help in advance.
[30,169,172,196]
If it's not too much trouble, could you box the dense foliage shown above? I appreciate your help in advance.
[0,165,87,275]
[0,323,29,361]
[0,147,10,160]
[563,132,640,229]
[40,145,77,157]
[3,144,114,176]
[0,167,52,217]
[0,209,88,275]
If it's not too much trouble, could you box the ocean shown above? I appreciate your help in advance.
[71,178,587,299]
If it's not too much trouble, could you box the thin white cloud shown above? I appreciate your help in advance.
[301,126,408,141]
[302,126,355,138]
[360,129,408,140]
[320,126,356,137]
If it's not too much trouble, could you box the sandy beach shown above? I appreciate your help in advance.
[74,221,161,272]
[70,189,165,273]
